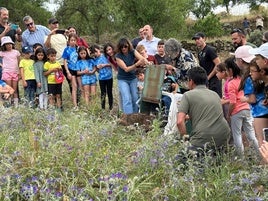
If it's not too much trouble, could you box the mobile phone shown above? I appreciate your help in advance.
[10,24,18,30]
[55,29,65,34]
[263,128,268,141]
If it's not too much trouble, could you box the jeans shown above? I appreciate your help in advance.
[162,95,171,115]
[230,109,259,156]
[24,80,37,104]
[118,78,138,114]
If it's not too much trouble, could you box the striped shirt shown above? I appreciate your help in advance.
[22,25,51,48]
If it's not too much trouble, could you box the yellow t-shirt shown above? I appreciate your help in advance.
[19,59,35,80]
[44,61,62,84]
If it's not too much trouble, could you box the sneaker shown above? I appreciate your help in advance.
[72,106,79,111]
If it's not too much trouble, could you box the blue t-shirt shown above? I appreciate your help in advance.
[62,46,78,71]
[94,54,113,80]
[115,50,136,80]
[244,77,268,117]
[76,59,97,85]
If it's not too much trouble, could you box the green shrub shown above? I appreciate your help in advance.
[248,29,263,47]
[192,13,224,38]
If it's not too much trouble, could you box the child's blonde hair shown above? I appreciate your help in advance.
[136,44,146,54]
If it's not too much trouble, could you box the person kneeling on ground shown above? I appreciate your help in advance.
[177,67,231,156]
[0,80,14,99]
[260,140,268,164]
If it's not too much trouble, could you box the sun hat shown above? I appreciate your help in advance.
[1,36,14,46]
[234,45,255,63]
[248,43,268,59]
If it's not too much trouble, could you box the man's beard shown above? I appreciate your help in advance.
[234,40,243,49]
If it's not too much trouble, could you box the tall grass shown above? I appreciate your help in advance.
[0,83,267,200]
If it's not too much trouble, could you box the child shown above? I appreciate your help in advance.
[225,57,259,157]
[154,40,172,65]
[30,43,43,60]
[76,46,97,106]
[34,47,48,110]
[135,68,145,108]
[136,44,156,65]
[136,68,145,96]
[161,71,179,115]
[216,62,231,119]
[19,46,36,107]
[44,48,63,112]
[91,44,113,110]
[0,36,20,107]
[62,33,79,110]
[239,58,268,146]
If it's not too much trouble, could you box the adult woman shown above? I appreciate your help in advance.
[67,26,89,48]
[115,38,145,114]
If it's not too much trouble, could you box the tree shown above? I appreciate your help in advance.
[54,0,192,43]
[191,0,216,19]
[0,0,51,27]
[55,0,122,43]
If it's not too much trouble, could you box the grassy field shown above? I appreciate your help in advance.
[0,79,267,201]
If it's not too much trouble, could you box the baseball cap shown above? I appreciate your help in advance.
[48,18,58,24]
[22,46,32,54]
[1,36,14,46]
[248,43,268,59]
[234,45,255,63]
[192,32,205,40]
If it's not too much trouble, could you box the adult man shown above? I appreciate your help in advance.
[164,38,199,94]
[177,67,230,153]
[0,7,22,42]
[193,32,222,97]
[137,24,160,56]
[230,28,256,49]
[21,15,50,49]
[131,27,144,49]
[44,18,67,67]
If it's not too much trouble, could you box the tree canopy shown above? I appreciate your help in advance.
[1,0,267,43]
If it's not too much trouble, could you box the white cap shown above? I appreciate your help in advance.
[1,36,14,46]
[234,45,255,63]
[248,43,268,59]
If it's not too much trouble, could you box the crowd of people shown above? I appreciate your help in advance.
[1,6,268,164]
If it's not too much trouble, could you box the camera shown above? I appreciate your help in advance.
[263,128,268,141]
[55,29,65,34]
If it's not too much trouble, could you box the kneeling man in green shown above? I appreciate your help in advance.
[177,67,230,153]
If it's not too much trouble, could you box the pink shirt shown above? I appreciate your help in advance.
[228,77,250,115]
[223,78,230,99]
[0,49,20,74]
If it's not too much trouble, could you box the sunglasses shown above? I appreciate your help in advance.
[231,28,244,35]
[121,45,129,49]
[26,22,34,27]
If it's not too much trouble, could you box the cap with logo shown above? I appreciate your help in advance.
[22,46,32,54]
